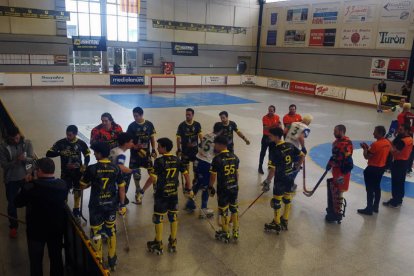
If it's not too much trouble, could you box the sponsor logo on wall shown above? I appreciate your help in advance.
[309,29,336,47]
[267,79,290,90]
[72,36,107,51]
[267,30,277,45]
[202,76,227,85]
[343,2,376,23]
[284,30,306,46]
[380,0,411,22]
[31,74,73,86]
[241,75,256,85]
[110,75,145,85]
[312,3,340,24]
[171,42,198,56]
[370,58,389,79]
[290,81,316,95]
[152,19,247,34]
[286,6,309,23]
[0,5,70,21]
[315,84,346,99]
[376,29,407,49]
[370,58,409,80]
[340,28,372,48]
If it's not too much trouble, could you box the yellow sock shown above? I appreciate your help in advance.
[170,221,178,240]
[231,213,239,232]
[155,223,163,242]
[282,193,293,220]
[221,215,229,232]
[91,224,103,260]
[273,195,283,224]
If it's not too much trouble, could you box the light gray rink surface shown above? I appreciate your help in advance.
[1,87,413,276]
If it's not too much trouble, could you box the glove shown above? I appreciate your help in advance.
[184,188,194,199]
[80,165,87,173]
[262,179,271,193]
[151,149,157,159]
[301,147,307,155]
[377,109,383,113]
[208,186,216,197]
[118,205,127,217]
[176,149,182,158]
[138,149,147,158]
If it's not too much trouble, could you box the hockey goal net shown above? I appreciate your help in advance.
[149,75,176,94]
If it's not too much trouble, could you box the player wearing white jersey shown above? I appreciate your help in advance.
[285,115,312,152]
[184,125,222,218]
[379,98,406,138]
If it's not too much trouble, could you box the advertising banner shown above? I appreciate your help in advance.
[172,42,198,56]
[54,55,68,65]
[152,19,247,34]
[0,5,70,21]
[387,58,408,80]
[267,30,277,45]
[286,6,309,23]
[370,58,389,79]
[143,53,153,66]
[315,84,346,99]
[72,36,107,51]
[312,3,340,24]
[32,74,73,86]
[309,29,336,46]
[340,28,372,48]
[202,76,227,85]
[290,81,316,95]
[380,93,407,107]
[376,29,408,49]
[343,2,376,23]
[267,78,290,91]
[110,75,145,85]
[380,0,411,22]
[284,30,306,46]
[241,75,256,85]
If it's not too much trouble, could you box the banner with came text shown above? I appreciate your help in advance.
[315,84,346,99]
[290,81,316,95]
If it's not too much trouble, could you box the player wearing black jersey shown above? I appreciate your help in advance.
[214,111,249,152]
[126,106,157,204]
[46,125,90,220]
[141,138,192,254]
[262,127,305,234]
[208,135,240,243]
[80,142,126,271]
[176,108,203,171]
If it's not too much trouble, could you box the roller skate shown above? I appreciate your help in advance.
[280,218,288,231]
[232,229,239,242]
[72,208,81,224]
[199,208,214,219]
[264,220,281,234]
[215,230,230,243]
[147,240,163,255]
[108,255,117,272]
[325,210,342,224]
[168,236,177,253]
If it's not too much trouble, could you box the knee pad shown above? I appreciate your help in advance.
[282,193,293,205]
[229,204,238,214]
[105,221,116,237]
[167,211,178,223]
[152,213,164,224]
[218,206,229,217]
[91,224,103,240]
[133,169,142,181]
[270,197,281,210]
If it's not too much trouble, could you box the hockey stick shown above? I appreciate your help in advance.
[372,84,380,110]
[302,160,306,194]
[191,198,218,233]
[120,214,130,253]
[239,191,266,218]
[303,169,329,197]
[79,190,87,225]
[0,212,26,224]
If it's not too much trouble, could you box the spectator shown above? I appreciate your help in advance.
[127,62,134,74]
[15,158,68,276]
[401,80,412,101]
[378,80,387,93]
[113,63,121,74]
[0,127,34,238]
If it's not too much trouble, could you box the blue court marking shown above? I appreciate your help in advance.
[309,141,414,199]
[101,92,258,109]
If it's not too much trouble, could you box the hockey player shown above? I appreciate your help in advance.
[283,104,302,134]
[109,132,138,205]
[176,108,203,171]
[208,135,240,242]
[184,124,222,217]
[46,125,90,221]
[285,114,313,154]
[80,142,126,271]
[126,107,157,204]
[378,98,405,138]
[325,125,354,223]
[262,127,305,234]
[141,138,192,254]
[214,111,250,152]
[90,113,123,149]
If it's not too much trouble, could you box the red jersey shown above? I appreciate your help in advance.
[283,113,302,130]
[90,123,123,149]
[330,136,353,192]
[262,114,280,135]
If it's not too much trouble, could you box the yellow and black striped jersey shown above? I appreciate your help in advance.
[268,141,303,180]
[210,150,240,190]
[176,121,202,150]
[127,120,156,158]
[152,154,187,197]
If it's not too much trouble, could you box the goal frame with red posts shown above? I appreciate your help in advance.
[149,75,176,94]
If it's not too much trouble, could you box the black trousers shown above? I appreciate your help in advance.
[27,236,64,276]
[407,149,414,173]
[363,166,385,210]
[5,180,24,229]
[259,135,275,167]
[391,160,408,204]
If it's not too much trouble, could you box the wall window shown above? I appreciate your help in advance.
[66,0,101,38]
[106,0,139,42]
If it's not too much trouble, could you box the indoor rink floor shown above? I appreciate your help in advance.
[1,86,414,276]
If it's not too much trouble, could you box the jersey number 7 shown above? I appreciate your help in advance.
[101,177,109,190]
[166,168,177,178]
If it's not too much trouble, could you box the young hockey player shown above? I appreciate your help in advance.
[109,132,138,205]
[46,125,90,222]
[80,142,126,271]
[176,108,203,171]
[126,106,157,204]
[262,127,305,234]
[208,135,240,243]
[325,125,354,223]
[141,138,192,254]
[184,124,222,218]
[214,111,250,152]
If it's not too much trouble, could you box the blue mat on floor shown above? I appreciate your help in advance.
[101,92,258,109]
